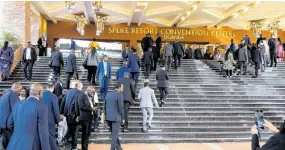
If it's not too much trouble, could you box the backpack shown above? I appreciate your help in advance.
[66,93,79,124]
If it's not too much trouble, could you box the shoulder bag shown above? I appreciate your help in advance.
[48,52,58,67]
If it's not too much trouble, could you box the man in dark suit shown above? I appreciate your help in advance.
[53,77,63,97]
[105,83,125,150]
[76,85,97,150]
[70,38,76,50]
[22,42,37,81]
[155,33,162,54]
[0,82,22,149]
[143,48,153,79]
[118,72,135,132]
[50,47,64,81]
[151,43,160,71]
[41,83,61,150]
[251,45,262,78]
[156,67,169,106]
[128,48,141,90]
[66,49,78,89]
[117,61,130,80]
[268,36,277,67]
[141,33,153,52]
[173,41,184,69]
[6,83,49,150]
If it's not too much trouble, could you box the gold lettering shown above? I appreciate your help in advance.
[149,28,154,34]
[166,29,171,34]
[131,28,135,34]
[232,32,236,37]
[108,27,113,33]
[125,28,129,34]
[161,29,165,34]
[185,29,191,36]
[211,30,215,36]
[197,30,203,36]
[144,28,149,34]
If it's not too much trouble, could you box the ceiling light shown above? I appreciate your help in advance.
[233,13,239,18]
[186,11,191,16]
[181,16,185,21]
[265,21,270,25]
[65,1,76,13]
[243,8,248,13]
[92,1,103,14]
[193,5,197,10]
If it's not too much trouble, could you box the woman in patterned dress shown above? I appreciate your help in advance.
[223,48,236,78]
[0,41,14,81]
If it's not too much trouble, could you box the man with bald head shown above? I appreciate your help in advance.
[0,82,22,149]
[6,83,49,150]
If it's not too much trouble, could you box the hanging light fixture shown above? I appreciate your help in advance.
[92,1,103,14]
[75,15,87,35]
[268,21,279,38]
[65,1,76,13]
[250,21,263,37]
[96,14,107,35]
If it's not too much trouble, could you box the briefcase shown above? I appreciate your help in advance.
[70,80,80,89]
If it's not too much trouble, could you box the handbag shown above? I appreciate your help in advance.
[48,52,58,67]
[83,56,88,69]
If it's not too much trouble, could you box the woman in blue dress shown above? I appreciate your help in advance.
[0,41,14,81]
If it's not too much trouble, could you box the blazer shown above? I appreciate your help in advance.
[105,90,124,122]
[64,88,81,116]
[156,36,162,50]
[22,47,37,63]
[238,46,248,62]
[151,46,160,60]
[116,66,130,80]
[128,53,141,72]
[251,48,262,63]
[143,51,153,65]
[138,87,159,108]
[50,51,64,67]
[96,61,112,81]
[252,134,285,150]
[53,81,63,97]
[156,69,169,88]
[118,77,135,103]
[268,38,277,54]
[66,54,77,73]
[41,91,61,126]
[173,42,184,56]
[0,89,20,129]
[70,40,76,50]
[122,51,127,62]
[76,93,93,121]
[163,44,174,57]
[7,97,49,150]
[141,37,153,51]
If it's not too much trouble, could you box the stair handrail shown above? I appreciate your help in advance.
[10,46,23,74]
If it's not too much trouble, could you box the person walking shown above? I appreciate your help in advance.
[50,47,64,81]
[96,55,111,100]
[0,41,14,81]
[238,43,248,75]
[173,41,184,69]
[105,83,125,150]
[116,61,130,80]
[223,48,236,78]
[66,49,78,89]
[251,45,262,78]
[268,36,277,67]
[88,38,100,53]
[143,48,153,79]
[0,82,22,149]
[141,33,153,52]
[138,82,159,133]
[155,33,162,54]
[156,67,169,106]
[22,42,37,81]
[118,72,135,132]
[70,38,76,50]
[6,84,49,150]
[151,43,160,71]
[41,83,61,150]
[163,42,174,72]
[53,77,63,97]
[128,48,141,90]
[277,38,284,62]
[243,34,251,46]
[86,48,100,85]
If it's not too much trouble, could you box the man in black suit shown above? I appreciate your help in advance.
[50,47,64,81]
[251,45,262,78]
[173,41,184,69]
[76,85,97,150]
[22,42,37,81]
[151,43,160,71]
[156,66,169,106]
[155,33,162,54]
[118,72,135,132]
[143,48,153,79]
[53,77,63,97]
[66,49,77,89]
[141,33,153,52]
[105,83,124,150]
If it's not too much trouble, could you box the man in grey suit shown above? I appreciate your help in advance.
[238,42,248,75]
[156,67,169,106]
[163,42,174,72]
[143,48,153,79]
[105,83,125,150]
[50,47,64,81]
[118,72,135,132]
[66,49,78,89]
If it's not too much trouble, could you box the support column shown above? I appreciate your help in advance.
[25,2,31,43]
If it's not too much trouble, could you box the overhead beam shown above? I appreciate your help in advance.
[145,7,184,19]
[32,1,57,24]
[138,1,150,26]
[176,1,201,27]
[83,2,91,25]
[170,13,183,27]
[146,18,171,27]
[128,2,137,26]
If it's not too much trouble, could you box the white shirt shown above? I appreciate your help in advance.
[94,92,99,103]
[26,48,31,60]
[103,61,107,76]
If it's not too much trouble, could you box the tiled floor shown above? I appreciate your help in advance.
[77,142,264,150]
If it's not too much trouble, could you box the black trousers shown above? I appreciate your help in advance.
[80,120,92,150]
[66,72,74,89]
[270,53,277,67]
[52,66,61,81]
[0,128,12,149]
[123,101,131,129]
[108,121,122,150]
[23,60,33,80]
[239,61,248,75]
[152,59,158,71]
[93,112,99,130]
[158,87,168,102]
[130,72,139,90]
[254,62,260,77]
[174,55,182,69]
[87,66,97,85]
[225,70,232,77]
[67,123,78,149]
[145,64,151,78]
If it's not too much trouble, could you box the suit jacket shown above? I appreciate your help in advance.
[268,38,277,54]
[70,40,76,50]
[238,46,248,62]
[96,61,112,81]
[76,92,93,121]
[128,53,141,72]
[105,90,124,122]
[143,51,153,65]
[141,37,153,51]
[122,51,127,62]
[156,36,162,51]
[138,87,158,108]
[66,54,77,73]
[151,46,160,60]
[156,69,169,88]
[116,66,130,80]
[22,47,37,63]
[7,97,49,150]
[252,134,285,150]
[118,77,135,103]
[173,42,184,56]
[64,88,81,116]
[53,81,63,97]
[0,89,20,129]
[41,91,60,126]
[251,48,262,63]
[50,51,64,67]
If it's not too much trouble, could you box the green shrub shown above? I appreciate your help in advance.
[1,31,18,44]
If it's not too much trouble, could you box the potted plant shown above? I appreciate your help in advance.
[1,31,19,50]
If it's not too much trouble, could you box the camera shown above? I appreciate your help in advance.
[254,110,264,138]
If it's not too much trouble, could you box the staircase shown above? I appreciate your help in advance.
[2,56,285,144]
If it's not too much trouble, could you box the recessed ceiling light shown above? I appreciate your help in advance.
[181,17,185,21]
[243,8,248,13]
[186,11,191,16]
